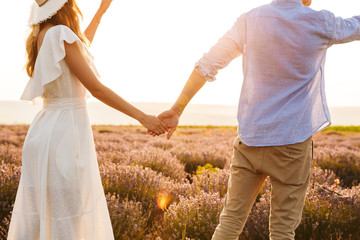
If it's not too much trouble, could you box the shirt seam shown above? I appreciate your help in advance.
[326,13,335,47]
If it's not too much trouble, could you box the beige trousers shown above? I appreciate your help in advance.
[212,136,313,240]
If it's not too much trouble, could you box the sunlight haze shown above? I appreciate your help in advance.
[1,0,360,106]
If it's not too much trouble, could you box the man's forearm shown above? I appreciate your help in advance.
[171,69,207,116]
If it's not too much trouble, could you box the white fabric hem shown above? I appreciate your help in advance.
[238,120,331,147]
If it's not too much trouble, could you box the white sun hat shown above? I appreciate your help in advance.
[29,0,68,26]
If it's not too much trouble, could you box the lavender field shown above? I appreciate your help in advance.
[1,125,360,240]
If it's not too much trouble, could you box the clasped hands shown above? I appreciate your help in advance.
[145,109,180,140]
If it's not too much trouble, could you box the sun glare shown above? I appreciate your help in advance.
[157,191,171,210]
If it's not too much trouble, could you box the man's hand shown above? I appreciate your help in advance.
[147,69,205,139]
[140,114,168,136]
[158,109,180,139]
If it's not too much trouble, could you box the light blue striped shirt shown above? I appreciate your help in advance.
[195,0,360,146]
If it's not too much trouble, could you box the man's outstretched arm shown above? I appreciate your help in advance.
[156,15,246,139]
[327,13,360,45]
[157,69,206,139]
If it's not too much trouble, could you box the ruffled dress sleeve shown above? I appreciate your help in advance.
[20,25,99,101]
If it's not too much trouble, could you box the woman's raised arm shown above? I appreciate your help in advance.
[84,0,113,44]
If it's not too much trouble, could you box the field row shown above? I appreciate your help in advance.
[1,125,360,239]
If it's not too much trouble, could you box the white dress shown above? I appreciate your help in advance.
[7,25,114,240]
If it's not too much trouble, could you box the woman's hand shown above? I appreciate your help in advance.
[140,115,168,136]
[147,109,179,139]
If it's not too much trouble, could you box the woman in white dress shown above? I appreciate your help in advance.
[7,0,168,239]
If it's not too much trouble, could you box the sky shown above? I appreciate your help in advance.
[1,0,360,106]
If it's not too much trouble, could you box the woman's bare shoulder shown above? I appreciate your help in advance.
[37,24,56,52]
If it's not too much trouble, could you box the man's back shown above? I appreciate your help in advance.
[247,1,331,85]
[196,0,360,146]
[240,1,333,146]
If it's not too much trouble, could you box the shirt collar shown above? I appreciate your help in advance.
[273,0,302,5]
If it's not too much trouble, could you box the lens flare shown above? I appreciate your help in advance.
[157,191,171,210]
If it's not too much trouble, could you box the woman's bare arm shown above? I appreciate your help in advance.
[64,41,168,135]
[84,0,113,44]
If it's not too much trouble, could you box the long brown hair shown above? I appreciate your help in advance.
[25,0,88,77]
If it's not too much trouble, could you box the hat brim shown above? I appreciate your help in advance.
[29,0,68,25]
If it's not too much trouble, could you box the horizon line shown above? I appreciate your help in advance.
[0,99,360,108]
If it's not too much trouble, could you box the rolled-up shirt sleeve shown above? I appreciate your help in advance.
[195,15,246,82]
[328,12,360,45]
